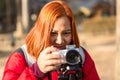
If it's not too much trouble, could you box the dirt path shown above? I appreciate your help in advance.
[79,33,116,80]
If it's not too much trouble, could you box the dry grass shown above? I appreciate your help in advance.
[76,16,116,80]
[81,16,116,35]
[78,33,116,80]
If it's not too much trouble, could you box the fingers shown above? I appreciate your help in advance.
[44,65,57,72]
[37,58,62,73]
[37,46,62,73]
[42,59,62,72]
[44,53,61,60]
[45,59,62,66]
[42,46,59,54]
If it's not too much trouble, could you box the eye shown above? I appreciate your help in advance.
[51,32,57,36]
[63,31,71,36]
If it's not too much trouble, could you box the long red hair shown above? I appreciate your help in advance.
[25,0,80,59]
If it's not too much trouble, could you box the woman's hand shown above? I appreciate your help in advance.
[37,46,63,73]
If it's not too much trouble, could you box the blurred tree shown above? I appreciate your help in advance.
[110,0,116,15]
[22,0,29,34]
[0,0,17,33]
[28,0,51,31]
[115,0,120,80]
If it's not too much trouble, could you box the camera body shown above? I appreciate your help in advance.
[52,45,85,80]
[52,45,82,65]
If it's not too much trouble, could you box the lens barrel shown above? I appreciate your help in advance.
[66,49,81,65]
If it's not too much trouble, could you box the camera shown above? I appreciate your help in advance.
[52,44,84,80]
[52,44,82,65]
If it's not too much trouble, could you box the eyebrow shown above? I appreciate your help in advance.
[65,28,71,31]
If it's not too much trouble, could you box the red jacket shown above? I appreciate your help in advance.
[2,47,100,80]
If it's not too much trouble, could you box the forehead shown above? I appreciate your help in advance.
[53,16,71,30]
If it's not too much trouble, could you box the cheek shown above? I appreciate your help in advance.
[50,36,55,45]
[65,36,72,44]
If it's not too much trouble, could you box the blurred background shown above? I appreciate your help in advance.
[0,0,117,80]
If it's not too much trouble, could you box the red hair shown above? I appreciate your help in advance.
[25,0,80,59]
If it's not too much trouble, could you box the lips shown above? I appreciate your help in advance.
[54,46,66,50]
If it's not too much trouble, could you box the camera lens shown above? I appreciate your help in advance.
[66,50,81,65]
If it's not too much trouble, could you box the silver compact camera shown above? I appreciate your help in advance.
[52,44,82,65]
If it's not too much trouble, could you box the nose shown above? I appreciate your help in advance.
[56,34,64,44]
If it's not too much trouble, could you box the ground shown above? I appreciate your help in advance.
[0,33,116,80]
[79,33,115,80]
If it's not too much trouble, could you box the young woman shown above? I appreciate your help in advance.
[2,0,100,80]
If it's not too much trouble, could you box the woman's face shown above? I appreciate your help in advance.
[50,16,72,50]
